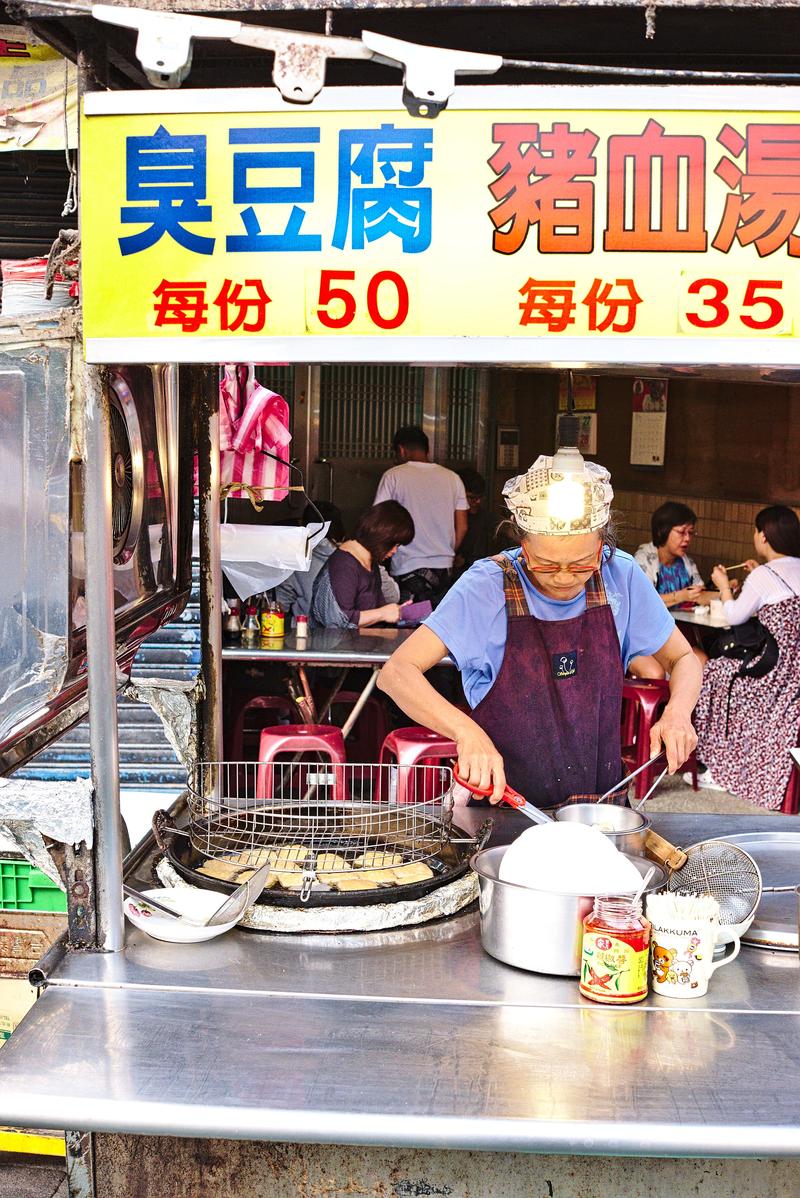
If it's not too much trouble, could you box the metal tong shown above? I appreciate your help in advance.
[597,752,666,806]
[452,764,553,826]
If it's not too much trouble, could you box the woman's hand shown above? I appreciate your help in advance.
[454,724,507,803]
[743,558,759,575]
[650,704,698,774]
[710,564,728,590]
[666,585,701,607]
[711,565,733,600]
[381,600,412,624]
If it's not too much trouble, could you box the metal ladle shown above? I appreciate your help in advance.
[628,865,656,911]
[124,861,272,928]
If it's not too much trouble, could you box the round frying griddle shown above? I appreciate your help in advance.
[156,809,488,909]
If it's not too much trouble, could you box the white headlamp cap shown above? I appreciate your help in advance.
[503,452,613,535]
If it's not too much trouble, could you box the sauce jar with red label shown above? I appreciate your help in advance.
[580,896,651,1005]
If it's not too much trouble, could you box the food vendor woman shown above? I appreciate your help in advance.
[378,445,702,806]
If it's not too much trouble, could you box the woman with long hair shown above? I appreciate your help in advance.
[693,506,800,807]
[711,505,800,624]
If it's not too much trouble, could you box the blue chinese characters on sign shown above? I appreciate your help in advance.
[227,127,322,252]
[119,125,215,256]
[333,123,433,253]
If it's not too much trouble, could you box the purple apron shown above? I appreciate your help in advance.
[471,553,624,809]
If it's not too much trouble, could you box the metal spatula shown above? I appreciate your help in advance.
[124,861,271,929]
[205,861,272,926]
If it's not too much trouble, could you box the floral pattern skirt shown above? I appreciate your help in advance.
[694,598,800,809]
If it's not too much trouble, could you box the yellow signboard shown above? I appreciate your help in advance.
[81,86,800,366]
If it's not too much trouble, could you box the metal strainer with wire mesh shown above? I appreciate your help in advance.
[666,839,763,928]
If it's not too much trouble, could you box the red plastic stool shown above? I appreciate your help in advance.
[228,695,298,762]
[622,679,698,799]
[379,726,457,804]
[256,724,347,802]
[327,691,389,764]
[782,769,800,815]
[782,733,800,814]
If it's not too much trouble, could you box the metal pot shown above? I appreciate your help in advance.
[554,802,650,855]
[470,844,666,977]
[553,803,688,871]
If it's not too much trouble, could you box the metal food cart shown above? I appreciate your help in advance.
[2,43,800,1195]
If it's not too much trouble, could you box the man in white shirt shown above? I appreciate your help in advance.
[375,425,469,605]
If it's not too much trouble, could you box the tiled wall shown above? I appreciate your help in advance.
[614,492,800,584]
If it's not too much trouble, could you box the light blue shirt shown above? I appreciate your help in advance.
[424,548,675,708]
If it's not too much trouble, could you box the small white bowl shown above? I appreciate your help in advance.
[123,887,240,943]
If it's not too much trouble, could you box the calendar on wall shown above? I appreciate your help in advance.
[630,379,668,466]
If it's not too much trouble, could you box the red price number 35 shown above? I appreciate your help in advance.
[684,278,786,332]
[316,270,410,331]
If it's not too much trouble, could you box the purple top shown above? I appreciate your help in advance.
[321,549,383,625]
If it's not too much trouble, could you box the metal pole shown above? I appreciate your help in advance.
[197,367,224,772]
[82,361,124,952]
[341,668,381,739]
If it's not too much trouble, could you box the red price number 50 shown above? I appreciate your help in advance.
[684,278,785,331]
[316,270,410,331]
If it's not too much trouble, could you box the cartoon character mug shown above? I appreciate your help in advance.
[647,893,740,998]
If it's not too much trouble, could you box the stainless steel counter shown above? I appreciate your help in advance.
[1,812,800,1157]
[223,625,454,665]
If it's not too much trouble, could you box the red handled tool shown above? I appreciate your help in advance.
[452,764,553,825]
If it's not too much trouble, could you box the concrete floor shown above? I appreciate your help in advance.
[0,1159,66,1198]
[644,772,783,817]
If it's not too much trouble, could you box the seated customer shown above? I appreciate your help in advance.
[311,501,414,629]
[634,501,706,609]
[693,506,800,806]
[275,501,345,619]
[710,505,800,624]
[631,501,710,679]
[454,468,494,574]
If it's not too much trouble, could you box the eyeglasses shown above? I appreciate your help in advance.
[523,549,603,575]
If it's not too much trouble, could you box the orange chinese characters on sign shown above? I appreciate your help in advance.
[604,119,707,253]
[713,123,800,257]
[489,122,599,255]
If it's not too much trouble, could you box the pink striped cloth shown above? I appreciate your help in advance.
[219,364,291,502]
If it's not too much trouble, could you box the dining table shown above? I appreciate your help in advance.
[673,607,731,631]
[222,626,455,735]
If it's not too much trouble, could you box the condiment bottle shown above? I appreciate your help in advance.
[295,613,309,644]
[241,603,260,645]
[260,594,285,639]
[579,896,651,1005]
[223,598,241,641]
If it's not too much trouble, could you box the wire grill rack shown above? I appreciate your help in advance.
[187,761,457,878]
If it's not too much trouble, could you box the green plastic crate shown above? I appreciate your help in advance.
[0,859,67,913]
